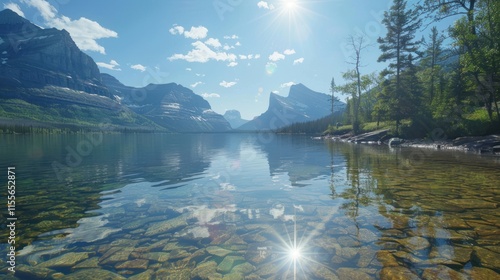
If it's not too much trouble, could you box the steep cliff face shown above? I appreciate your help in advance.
[0,9,160,131]
[238,83,345,131]
[102,74,232,132]
[0,9,109,96]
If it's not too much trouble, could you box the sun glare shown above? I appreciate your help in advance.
[285,0,298,10]
[290,247,302,261]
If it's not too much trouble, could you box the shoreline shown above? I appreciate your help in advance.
[320,129,500,156]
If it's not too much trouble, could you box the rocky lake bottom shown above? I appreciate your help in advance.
[1,134,499,279]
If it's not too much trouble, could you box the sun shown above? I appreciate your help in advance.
[283,0,298,11]
[289,247,302,261]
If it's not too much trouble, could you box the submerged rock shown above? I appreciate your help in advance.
[473,246,500,270]
[206,246,233,257]
[449,199,497,209]
[15,264,55,279]
[217,255,245,273]
[134,252,170,262]
[37,252,89,268]
[429,245,472,264]
[191,261,222,279]
[156,267,191,279]
[357,247,376,267]
[396,236,430,252]
[422,265,468,280]
[376,251,400,267]
[73,257,100,269]
[337,236,360,247]
[99,247,134,264]
[128,269,155,280]
[232,262,256,275]
[468,267,500,279]
[336,267,371,280]
[257,262,281,278]
[63,268,126,279]
[115,259,149,270]
[380,266,420,280]
[145,214,189,236]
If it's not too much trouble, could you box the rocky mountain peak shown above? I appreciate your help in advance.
[223,110,249,129]
[238,83,345,131]
[0,9,109,96]
[224,109,242,120]
[0,9,37,34]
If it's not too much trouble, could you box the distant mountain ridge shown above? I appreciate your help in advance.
[223,110,249,129]
[0,9,230,132]
[102,74,231,132]
[238,83,345,131]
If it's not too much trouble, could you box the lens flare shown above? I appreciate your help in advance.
[265,62,277,75]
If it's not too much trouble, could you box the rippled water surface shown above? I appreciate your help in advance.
[1,133,500,279]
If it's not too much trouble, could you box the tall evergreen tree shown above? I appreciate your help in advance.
[401,54,425,123]
[421,26,445,106]
[377,0,422,134]
[329,77,336,125]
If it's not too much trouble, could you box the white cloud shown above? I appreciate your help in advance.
[220,80,237,88]
[224,35,239,39]
[196,73,206,77]
[257,1,275,10]
[293,57,304,65]
[201,93,220,98]
[168,41,237,63]
[4,3,25,17]
[97,60,121,71]
[205,38,222,48]
[186,68,192,71]
[169,25,185,35]
[22,0,117,54]
[223,44,234,51]
[284,49,296,55]
[235,41,241,46]
[239,54,260,60]
[184,26,208,39]
[191,81,203,88]
[227,62,238,67]
[131,64,146,72]
[269,51,285,62]
[22,0,56,20]
[281,82,296,88]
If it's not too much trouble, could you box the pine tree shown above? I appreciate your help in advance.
[421,26,445,106]
[377,0,422,134]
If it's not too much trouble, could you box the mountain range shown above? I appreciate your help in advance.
[0,8,343,133]
[238,83,345,131]
[0,9,231,132]
[102,74,230,132]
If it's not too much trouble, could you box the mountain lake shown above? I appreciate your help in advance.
[1,133,500,279]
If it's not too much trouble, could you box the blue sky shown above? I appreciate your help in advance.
[2,0,458,120]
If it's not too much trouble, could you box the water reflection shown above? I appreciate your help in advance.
[332,142,500,278]
[0,134,499,279]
